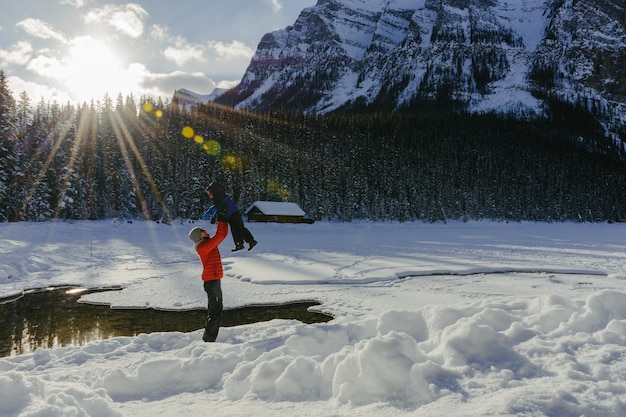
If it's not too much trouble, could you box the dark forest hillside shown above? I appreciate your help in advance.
[1,73,625,223]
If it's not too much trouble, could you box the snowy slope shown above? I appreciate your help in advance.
[212,0,625,142]
[173,87,227,107]
[1,220,626,416]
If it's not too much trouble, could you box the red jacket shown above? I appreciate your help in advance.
[195,221,228,281]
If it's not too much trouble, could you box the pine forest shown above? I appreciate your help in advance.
[1,71,625,224]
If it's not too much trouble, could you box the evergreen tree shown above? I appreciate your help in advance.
[0,71,17,221]
[0,85,625,223]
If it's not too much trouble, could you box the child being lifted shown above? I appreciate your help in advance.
[204,181,258,252]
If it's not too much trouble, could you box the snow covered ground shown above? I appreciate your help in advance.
[1,219,625,417]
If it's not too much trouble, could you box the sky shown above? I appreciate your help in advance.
[0,0,316,104]
[1,219,626,416]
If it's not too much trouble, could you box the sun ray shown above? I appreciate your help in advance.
[109,109,170,223]
[54,108,88,219]
[18,111,74,220]
[121,102,175,218]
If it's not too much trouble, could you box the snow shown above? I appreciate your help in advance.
[468,50,544,117]
[1,219,626,417]
[235,73,278,110]
[495,0,549,52]
[245,201,305,216]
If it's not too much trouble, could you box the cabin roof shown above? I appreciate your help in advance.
[245,201,305,216]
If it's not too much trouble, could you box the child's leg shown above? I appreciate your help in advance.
[244,226,257,250]
[243,227,255,244]
[228,214,245,248]
[228,211,254,244]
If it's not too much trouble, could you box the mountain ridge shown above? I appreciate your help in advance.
[204,0,625,146]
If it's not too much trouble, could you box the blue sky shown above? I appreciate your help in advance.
[0,0,315,104]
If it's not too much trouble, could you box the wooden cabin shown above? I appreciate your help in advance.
[245,201,314,224]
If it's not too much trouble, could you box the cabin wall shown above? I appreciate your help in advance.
[247,214,303,223]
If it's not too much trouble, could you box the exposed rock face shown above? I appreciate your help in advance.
[213,0,626,143]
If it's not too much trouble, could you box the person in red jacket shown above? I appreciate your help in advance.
[188,219,228,342]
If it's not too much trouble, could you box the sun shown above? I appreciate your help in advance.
[63,36,135,102]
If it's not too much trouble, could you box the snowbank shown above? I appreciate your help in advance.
[1,220,626,416]
[1,291,625,416]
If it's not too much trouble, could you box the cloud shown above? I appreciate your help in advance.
[17,18,66,42]
[132,64,216,96]
[7,75,71,103]
[83,4,148,38]
[265,0,284,13]
[149,24,169,41]
[60,0,90,7]
[16,55,214,103]
[26,54,65,79]
[215,79,239,89]
[0,41,33,66]
[207,40,254,61]
[163,36,206,66]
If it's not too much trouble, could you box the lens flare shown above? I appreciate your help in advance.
[266,180,291,199]
[194,135,204,144]
[181,126,194,139]
[223,154,242,170]
[143,102,163,119]
[267,181,279,193]
[204,139,221,156]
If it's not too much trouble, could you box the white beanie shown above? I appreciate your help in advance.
[188,227,204,243]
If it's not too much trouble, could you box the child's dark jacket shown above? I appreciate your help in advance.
[207,182,240,220]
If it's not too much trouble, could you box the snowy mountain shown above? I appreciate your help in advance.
[173,87,227,107]
[213,0,625,144]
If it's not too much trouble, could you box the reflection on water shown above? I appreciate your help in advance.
[0,287,333,357]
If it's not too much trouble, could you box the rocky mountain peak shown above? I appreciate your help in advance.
[211,0,626,145]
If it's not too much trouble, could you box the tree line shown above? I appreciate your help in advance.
[1,71,625,223]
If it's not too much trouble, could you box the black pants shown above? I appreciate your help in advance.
[228,212,255,246]
[203,280,223,342]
